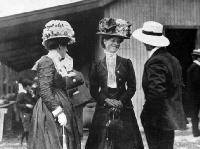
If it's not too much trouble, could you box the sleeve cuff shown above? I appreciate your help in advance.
[52,106,63,117]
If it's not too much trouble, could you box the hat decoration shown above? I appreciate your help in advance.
[97,18,131,39]
[42,20,75,46]
[132,21,170,47]
[192,49,200,56]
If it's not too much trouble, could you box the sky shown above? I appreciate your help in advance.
[0,0,82,17]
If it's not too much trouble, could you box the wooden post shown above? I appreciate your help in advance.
[195,28,200,49]
[4,106,13,131]
[0,108,8,142]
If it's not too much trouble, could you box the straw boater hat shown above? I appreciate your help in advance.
[97,18,131,39]
[192,49,200,56]
[42,20,75,46]
[132,21,170,47]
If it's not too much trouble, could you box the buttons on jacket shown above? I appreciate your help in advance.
[117,70,120,74]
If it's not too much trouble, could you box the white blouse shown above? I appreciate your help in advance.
[104,50,117,88]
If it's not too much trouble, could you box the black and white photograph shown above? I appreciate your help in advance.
[0,0,200,149]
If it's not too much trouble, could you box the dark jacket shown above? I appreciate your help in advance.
[141,48,187,130]
[90,55,136,109]
[187,62,200,101]
[16,92,34,113]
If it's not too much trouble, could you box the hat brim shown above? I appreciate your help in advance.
[42,36,75,46]
[97,32,130,39]
[192,52,200,56]
[132,28,170,47]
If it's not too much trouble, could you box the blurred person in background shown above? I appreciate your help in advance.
[187,49,200,137]
[65,69,92,138]
[16,78,35,145]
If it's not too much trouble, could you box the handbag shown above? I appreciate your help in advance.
[65,74,84,90]
[106,108,123,141]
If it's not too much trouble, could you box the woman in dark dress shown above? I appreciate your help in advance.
[85,18,144,149]
[28,20,81,149]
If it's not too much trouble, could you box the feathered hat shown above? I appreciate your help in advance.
[42,20,75,46]
[97,18,131,39]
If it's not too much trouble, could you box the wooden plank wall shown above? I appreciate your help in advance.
[102,0,200,120]
[0,63,18,96]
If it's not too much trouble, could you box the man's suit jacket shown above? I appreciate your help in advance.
[89,55,136,109]
[141,47,187,130]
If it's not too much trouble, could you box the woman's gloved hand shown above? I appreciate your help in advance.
[58,112,67,126]
[26,104,33,109]
[105,98,123,108]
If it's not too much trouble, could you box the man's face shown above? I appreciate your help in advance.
[144,43,155,51]
[25,85,32,93]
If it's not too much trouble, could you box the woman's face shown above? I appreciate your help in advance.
[103,36,122,53]
[58,45,68,58]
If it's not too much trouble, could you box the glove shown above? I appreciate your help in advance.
[26,104,33,109]
[58,112,67,126]
[105,98,123,108]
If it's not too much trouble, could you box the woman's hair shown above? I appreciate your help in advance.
[44,37,70,50]
[101,35,123,49]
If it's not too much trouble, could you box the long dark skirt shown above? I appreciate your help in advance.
[85,106,144,149]
[28,89,81,149]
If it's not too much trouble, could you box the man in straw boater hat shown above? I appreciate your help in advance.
[132,21,187,149]
[187,49,200,137]
[85,18,144,149]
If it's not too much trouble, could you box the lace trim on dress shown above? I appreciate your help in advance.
[32,50,73,77]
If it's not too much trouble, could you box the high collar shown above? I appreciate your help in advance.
[150,47,167,58]
[104,50,118,59]
[145,47,167,65]
[101,55,121,71]
[148,47,160,58]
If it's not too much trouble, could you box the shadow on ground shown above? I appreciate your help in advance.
[1,120,200,149]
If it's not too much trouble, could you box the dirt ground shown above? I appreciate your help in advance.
[0,120,200,149]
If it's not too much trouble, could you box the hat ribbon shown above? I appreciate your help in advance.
[142,30,162,36]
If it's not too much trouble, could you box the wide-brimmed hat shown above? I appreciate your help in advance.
[97,18,131,39]
[42,20,75,46]
[192,49,200,56]
[132,21,170,47]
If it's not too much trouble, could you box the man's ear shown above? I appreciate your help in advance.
[58,45,61,50]
[103,38,106,44]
